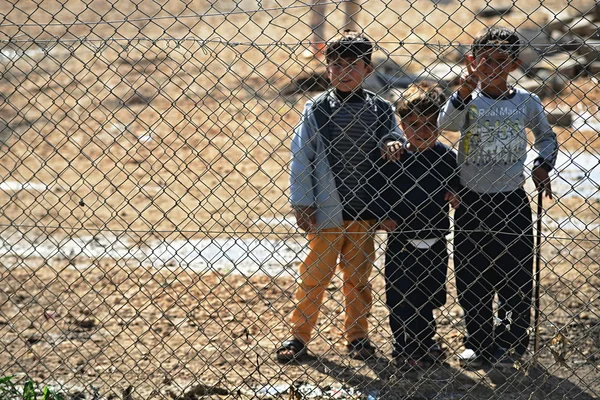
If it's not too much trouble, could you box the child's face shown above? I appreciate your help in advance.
[401,113,439,151]
[469,47,519,92]
[327,57,373,92]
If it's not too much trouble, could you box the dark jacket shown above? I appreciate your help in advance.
[371,142,461,239]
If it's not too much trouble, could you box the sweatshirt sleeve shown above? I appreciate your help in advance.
[289,101,318,208]
[378,100,405,146]
[526,94,559,171]
[369,160,399,221]
[438,92,472,132]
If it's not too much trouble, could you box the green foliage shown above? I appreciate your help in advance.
[22,381,35,400]
[0,376,65,400]
[0,375,20,399]
[41,386,64,400]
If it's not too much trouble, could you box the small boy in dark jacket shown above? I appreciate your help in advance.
[373,82,460,370]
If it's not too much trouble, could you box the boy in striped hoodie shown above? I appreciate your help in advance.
[278,31,403,363]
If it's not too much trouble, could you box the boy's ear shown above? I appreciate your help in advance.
[365,62,374,75]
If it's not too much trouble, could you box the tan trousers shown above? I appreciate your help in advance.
[290,220,375,344]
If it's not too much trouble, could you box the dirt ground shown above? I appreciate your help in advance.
[1,258,599,400]
[1,0,600,398]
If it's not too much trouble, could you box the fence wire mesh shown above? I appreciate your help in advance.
[0,0,599,399]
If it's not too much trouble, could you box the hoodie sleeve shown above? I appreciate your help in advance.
[369,160,400,221]
[289,101,318,208]
[438,92,472,132]
[444,148,462,193]
[526,94,559,171]
[377,100,405,146]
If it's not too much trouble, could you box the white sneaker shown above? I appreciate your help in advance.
[458,348,484,369]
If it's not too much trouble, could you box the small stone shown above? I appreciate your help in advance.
[26,334,42,344]
[517,29,552,67]
[551,32,583,52]
[542,10,575,34]
[477,5,513,18]
[531,54,586,79]
[568,17,600,38]
[569,301,583,308]
[579,311,592,319]
[440,44,470,63]
[75,318,96,329]
[518,70,569,98]
[69,391,86,400]
[546,107,574,127]
[577,39,600,63]
[588,61,600,74]
[421,62,463,87]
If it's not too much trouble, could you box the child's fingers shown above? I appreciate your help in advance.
[465,53,474,69]
[466,60,474,74]
[382,141,404,161]
[464,56,480,83]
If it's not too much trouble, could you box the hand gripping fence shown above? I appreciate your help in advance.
[0,1,599,399]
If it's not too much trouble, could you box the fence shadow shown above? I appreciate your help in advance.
[303,354,598,400]
[306,355,495,399]
[486,363,599,400]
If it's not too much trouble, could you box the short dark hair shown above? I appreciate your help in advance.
[472,26,521,59]
[396,82,446,119]
[325,30,373,64]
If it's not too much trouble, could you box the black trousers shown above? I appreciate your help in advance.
[385,236,448,357]
[455,188,534,358]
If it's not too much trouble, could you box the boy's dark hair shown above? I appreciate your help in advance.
[325,30,373,64]
[396,82,446,119]
[472,26,521,59]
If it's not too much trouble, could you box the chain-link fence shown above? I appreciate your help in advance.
[0,0,599,399]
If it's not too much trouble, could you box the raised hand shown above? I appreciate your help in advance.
[458,54,479,99]
[381,140,405,161]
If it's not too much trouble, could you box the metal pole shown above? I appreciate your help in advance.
[343,0,361,31]
[534,190,543,354]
